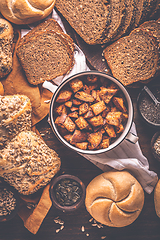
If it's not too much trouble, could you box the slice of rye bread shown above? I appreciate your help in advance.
[103,29,159,86]
[139,0,158,23]
[129,0,144,30]
[16,30,74,85]
[55,0,111,45]
[112,0,134,41]
[102,0,126,43]
[18,18,74,53]
[150,0,160,18]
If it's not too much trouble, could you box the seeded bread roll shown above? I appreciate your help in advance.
[0,95,32,149]
[0,0,56,25]
[0,131,61,195]
[0,18,14,79]
[85,171,144,227]
[154,179,160,218]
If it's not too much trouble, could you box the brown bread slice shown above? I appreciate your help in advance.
[55,0,111,45]
[113,0,134,41]
[103,29,159,86]
[129,0,144,29]
[139,0,157,23]
[17,30,74,85]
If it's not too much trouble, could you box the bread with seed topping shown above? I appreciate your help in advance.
[103,29,159,86]
[16,30,74,85]
[0,95,32,149]
[0,131,61,195]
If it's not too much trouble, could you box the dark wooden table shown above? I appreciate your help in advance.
[1,19,160,240]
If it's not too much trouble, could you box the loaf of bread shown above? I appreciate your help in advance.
[0,95,32,149]
[103,28,159,86]
[16,29,74,85]
[0,18,14,79]
[154,179,160,218]
[0,131,61,195]
[0,0,56,25]
[0,82,4,95]
[85,171,144,227]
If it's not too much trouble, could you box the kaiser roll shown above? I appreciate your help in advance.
[0,0,56,25]
[85,171,144,227]
[154,179,160,218]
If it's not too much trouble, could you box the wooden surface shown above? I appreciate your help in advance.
[1,18,160,240]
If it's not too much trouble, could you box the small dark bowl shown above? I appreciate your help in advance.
[151,131,160,162]
[0,183,19,222]
[137,86,160,128]
[49,174,85,212]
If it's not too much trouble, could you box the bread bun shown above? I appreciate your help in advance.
[85,171,144,227]
[0,82,4,95]
[154,179,160,218]
[0,18,14,78]
[0,0,56,25]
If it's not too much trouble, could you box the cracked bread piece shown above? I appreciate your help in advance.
[17,30,74,85]
[103,29,159,86]
[0,95,32,149]
[0,131,61,195]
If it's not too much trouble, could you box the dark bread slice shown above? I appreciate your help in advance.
[55,0,112,45]
[140,0,158,23]
[103,0,126,42]
[18,18,74,53]
[129,0,144,29]
[112,0,134,41]
[103,29,159,86]
[150,0,160,19]
[16,30,74,85]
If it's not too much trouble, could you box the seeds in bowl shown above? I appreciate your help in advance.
[0,186,17,217]
[54,74,128,151]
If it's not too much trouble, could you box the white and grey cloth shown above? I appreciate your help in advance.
[21,9,158,194]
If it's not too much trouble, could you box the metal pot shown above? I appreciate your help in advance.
[49,71,138,155]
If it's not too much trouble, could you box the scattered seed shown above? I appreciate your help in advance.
[56,229,60,233]
[86,233,90,237]
[44,100,51,103]
[89,218,93,222]
[101,236,106,239]
[81,226,85,232]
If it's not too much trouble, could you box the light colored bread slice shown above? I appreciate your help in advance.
[103,28,159,86]
[16,30,74,85]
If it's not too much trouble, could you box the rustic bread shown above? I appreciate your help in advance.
[103,29,159,86]
[55,0,111,45]
[0,0,56,25]
[0,18,14,79]
[0,95,32,149]
[0,131,61,195]
[0,82,4,95]
[17,30,74,85]
[127,0,144,30]
[154,179,160,218]
[85,171,144,227]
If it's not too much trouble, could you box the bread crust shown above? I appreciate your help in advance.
[85,171,144,227]
[0,0,56,25]
[154,180,160,218]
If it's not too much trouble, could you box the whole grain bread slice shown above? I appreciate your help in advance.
[17,30,74,85]
[103,29,159,86]
[129,0,144,30]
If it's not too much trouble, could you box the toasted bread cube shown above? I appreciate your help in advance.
[55,104,67,115]
[79,102,89,115]
[83,108,94,119]
[65,101,73,108]
[56,89,72,103]
[104,123,116,138]
[99,137,110,149]
[63,116,76,132]
[70,130,88,144]
[87,75,98,83]
[69,78,83,93]
[122,113,128,122]
[106,112,122,127]
[102,107,110,118]
[113,97,127,112]
[90,100,106,116]
[88,115,104,127]
[91,90,101,102]
[55,113,67,127]
[115,123,124,134]
[70,106,79,112]
[83,85,91,94]
[75,91,95,102]
[68,111,79,119]
[64,134,72,142]
[99,87,118,104]
[87,131,102,149]
[75,116,91,130]
[74,142,88,150]
[72,98,82,105]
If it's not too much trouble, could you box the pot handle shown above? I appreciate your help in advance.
[43,81,58,93]
[125,132,139,144]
